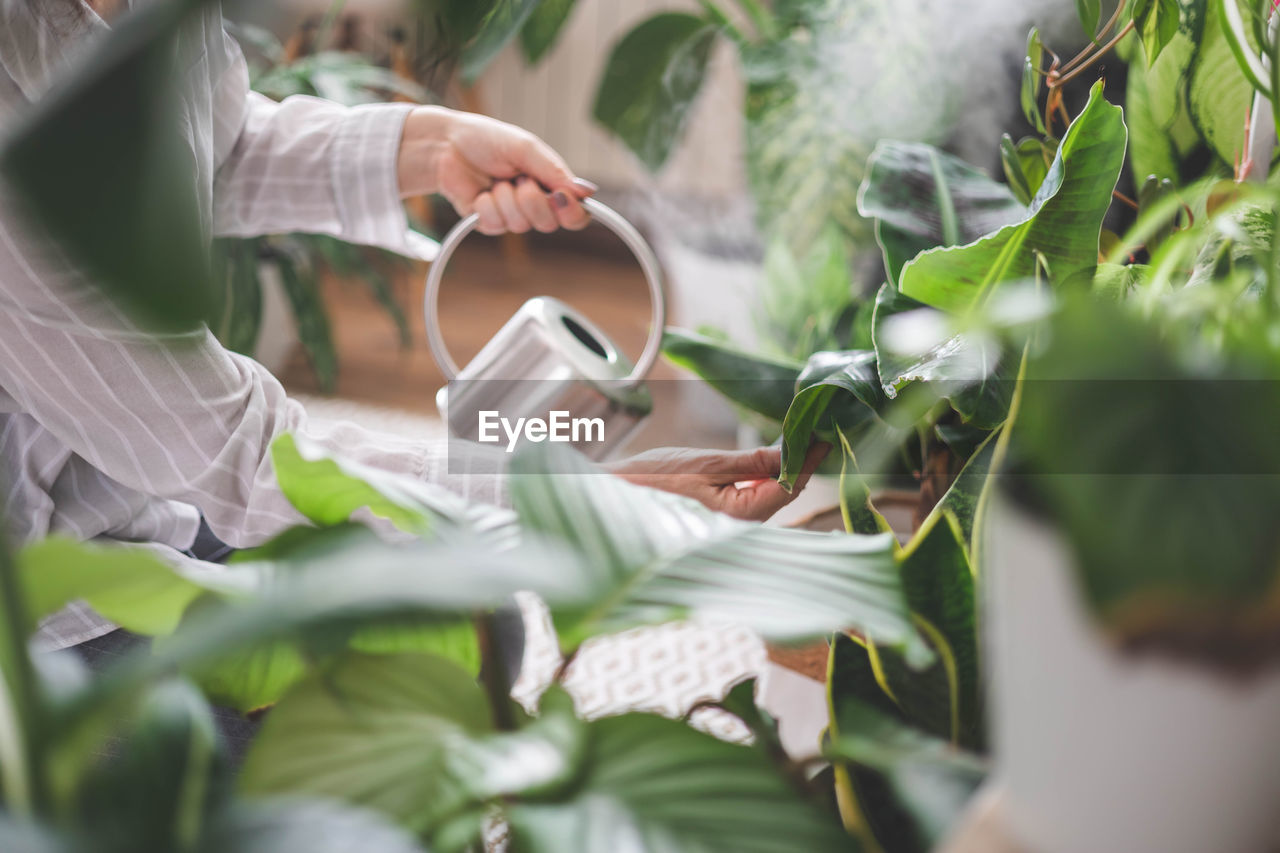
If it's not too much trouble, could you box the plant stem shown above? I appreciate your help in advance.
[1113,189,1140,211]
[696,0,747,44]
[0,530,46,817]
[1050,21,1135,90]
[1061,0,1125,74]
[475,612,516,731]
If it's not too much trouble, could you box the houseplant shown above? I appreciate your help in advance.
[214,17,426,387]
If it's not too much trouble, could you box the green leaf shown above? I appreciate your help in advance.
[827,696,986,852]
[1213,0,1271,95]
[211,238,264,356]
[895,514,981,749]
[509,443,929,666]
[241,652,495,832]
[0,0,217,332]
[270,434,434,533]
[778,350,885,489]
[661,328,802,423]
[205,800,428,853]
[1136,0,1183,65]
[17,538,247,636]
[1013,297,1280,658]
[461,0,542,82]
[520,0,578,63]
[0,533,45,815]
[930,429,1000,551]
[505,712,848,853]
[1191,0,1257,164]
[758,227,859,358]
[273,250,338,392]
[871,285,1013,430]
[74,680,222,852]
[836,428,892,537]
[898,82,1127,313]
[1076,0,1102,38]
[1021,58,1046,135]
[858,141,1026,288]
[592,14,717,171]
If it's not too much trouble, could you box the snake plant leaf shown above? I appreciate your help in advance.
[510,443,929,666]
[858,142,1026,288]
[211,238,264,356]
[836,428,893,537]
[503,712,849,853]
[520,0,578,63]
[898,82,1126,314]
[827,697,986,853]
[0,0,218,332]
[661,328,803,423]
[273,248,339,392]
[930,429,1000,551]
[1190,0,1256,165]
[593,14,718,171]
[777,350,885,490]
[460,0,542,82]
[895,514,982,750]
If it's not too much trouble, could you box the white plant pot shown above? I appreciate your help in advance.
[252,260,301,376]
[984,493,1280,853]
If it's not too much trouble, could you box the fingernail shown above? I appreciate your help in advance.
[573,178,599,195]
[551,190,570,209]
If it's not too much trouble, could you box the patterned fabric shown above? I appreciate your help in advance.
[0,1,507,648]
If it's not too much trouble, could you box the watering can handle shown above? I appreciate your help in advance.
[423,196,667,388]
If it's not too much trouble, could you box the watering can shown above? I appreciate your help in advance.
[424,197,666,460]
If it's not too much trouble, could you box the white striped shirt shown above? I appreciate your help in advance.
[1,1,505,648]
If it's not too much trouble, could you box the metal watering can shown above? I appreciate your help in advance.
[424,197,666,460]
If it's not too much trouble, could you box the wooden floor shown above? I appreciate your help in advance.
[277,234,738,452]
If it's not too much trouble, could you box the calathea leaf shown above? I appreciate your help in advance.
[897,82,1126,314]
[592,14,718,171]
[661,328,803,423]
[857,141,1026,287]
[509,443,930,666]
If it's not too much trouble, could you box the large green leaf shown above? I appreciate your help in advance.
[460,0,542,82]
[241,653,495,833]
[1188,0,1255,165]
[857,142,1025,287]
[205,800,428,853]
[0,0,217,332]
[504,713,848,853]
[509,444,929,666]
[777,350,885,489]
[16,539,249,638]
[898,83,1127,313]
[520,0,578,63]
[661,328,802,423]
[1013,298,1280,660]
[0,534,46,815]
[593,14,717,171]
[827,696,986,853]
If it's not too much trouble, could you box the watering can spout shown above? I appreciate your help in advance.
[424,198,665,460]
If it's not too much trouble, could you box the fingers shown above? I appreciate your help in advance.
[514,177,560,233]
[792,442,832,493]
[717,442,831,522]
[469,176,594,235]
[491,180,531,234]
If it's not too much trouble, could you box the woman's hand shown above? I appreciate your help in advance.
[396,106,596,235]
[606,444,831,523]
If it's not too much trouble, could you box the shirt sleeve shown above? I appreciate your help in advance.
[0,181,507,549]
[209,38,427,259]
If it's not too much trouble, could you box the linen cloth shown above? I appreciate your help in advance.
[0,0,506,648]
